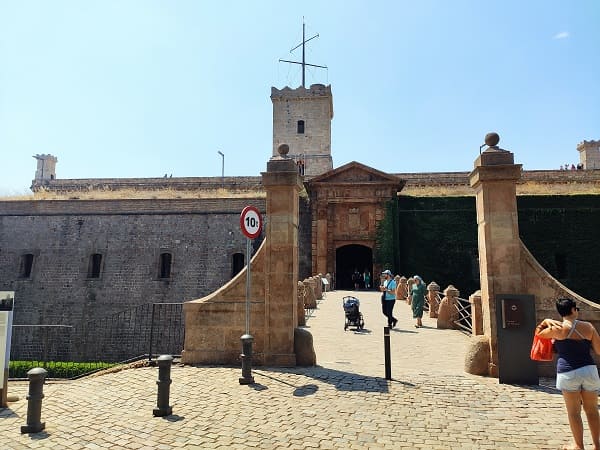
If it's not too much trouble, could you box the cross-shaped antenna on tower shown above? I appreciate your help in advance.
[279,19,327,88]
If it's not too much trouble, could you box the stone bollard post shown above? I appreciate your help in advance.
[398,276,408,302]
[153,355,173,417]
[239,334,255,385]
[297,281,306,326]
[437,285,460,329]
[469,290,483,335]
[406,277,415,305]
[303,278,317,309]
[21,367,47,433]
[427,281,440,318]
[313,276,323,300]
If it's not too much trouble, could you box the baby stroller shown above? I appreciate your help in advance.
[343,296,365,331]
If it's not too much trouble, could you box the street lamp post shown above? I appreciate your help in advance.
[217,151,224,186]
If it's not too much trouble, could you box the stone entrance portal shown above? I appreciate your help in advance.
[335,244,372,290]
[307,161,404,283]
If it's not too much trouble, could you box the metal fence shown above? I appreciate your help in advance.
[425,291,473,335]
[453,296,473,334]
[9,302,184,379]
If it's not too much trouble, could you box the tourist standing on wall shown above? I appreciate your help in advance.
[536,298,600,450]
[379,270,397,328]
[410,275,426,328]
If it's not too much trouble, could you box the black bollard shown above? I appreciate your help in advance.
[384,326,391,380]
[153,355,173,417]
[21,367,47,434]
[239,334,255,385]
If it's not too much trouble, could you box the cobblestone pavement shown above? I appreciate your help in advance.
[0,290,581,449]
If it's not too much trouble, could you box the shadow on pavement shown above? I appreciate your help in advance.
[255,366,412,394]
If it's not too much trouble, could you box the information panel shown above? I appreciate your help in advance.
[0,291,15,386]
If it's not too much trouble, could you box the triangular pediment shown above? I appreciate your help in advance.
[309,161,402,185]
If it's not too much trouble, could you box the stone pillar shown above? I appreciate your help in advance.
[315,205,328,276]
[261,144,303,366]
[469,132,523,377]
[427,281,440,318]
[469,290,483,335]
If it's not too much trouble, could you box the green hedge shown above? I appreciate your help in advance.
[9,360,117,379]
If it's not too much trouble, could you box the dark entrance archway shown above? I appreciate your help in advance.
[336,244,373,290]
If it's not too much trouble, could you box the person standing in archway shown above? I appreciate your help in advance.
[363,269,371,290]
[380,270,397,328]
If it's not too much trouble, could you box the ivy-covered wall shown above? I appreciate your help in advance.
[391,195,600,302]
[396,196,479,296]
[517,195,600,301]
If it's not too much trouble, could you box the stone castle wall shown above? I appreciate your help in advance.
[0,198,266,360]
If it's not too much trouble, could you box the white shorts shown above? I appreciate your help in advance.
[556,365,600,392]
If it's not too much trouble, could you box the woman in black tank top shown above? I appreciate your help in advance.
[536,298,600,450]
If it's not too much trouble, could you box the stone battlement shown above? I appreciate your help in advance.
[31,176,263,194]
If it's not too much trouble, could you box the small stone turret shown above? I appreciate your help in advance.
[33,154,58,182]
[577,140,600,169]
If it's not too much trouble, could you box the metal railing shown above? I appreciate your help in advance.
[424,290,472,335]
[453,295,473,334]
[9,302,184,379]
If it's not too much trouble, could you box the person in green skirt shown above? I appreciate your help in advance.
[410,275,426,328]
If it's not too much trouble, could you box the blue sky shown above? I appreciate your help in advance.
[1,1,599,195]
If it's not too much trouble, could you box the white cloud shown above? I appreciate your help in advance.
[553,31,570,40]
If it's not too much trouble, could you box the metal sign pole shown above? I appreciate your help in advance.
[245,237,251,335]
[239,206,261,385]
[239,237,255,385]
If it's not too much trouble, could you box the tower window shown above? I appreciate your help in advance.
[297,120,305,134]
[19,254,34,278]
[159,253,172,279]
[87,253,103,278]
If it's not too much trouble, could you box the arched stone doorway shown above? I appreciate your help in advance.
[336,244,373,290]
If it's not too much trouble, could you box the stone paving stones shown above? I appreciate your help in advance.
[0,289,591,448]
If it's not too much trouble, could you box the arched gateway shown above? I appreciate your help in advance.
[306,162,404,284]
[335,244,373,290]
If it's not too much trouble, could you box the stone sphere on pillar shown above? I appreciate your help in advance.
[484,132,500,147]
[278,144,290,158]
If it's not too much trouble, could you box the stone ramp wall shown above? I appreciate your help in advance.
[182,240,267,365]
[520,240,600,376]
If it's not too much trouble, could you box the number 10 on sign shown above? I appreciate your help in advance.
[240,206,262,239]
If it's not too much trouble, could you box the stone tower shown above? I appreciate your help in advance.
[33,154,58,181]
[271,84,333,178]
[577,140,600,169]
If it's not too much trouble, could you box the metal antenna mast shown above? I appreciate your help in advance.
[279,19,327,88]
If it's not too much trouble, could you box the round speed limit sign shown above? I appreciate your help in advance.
[240,206,262,239]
